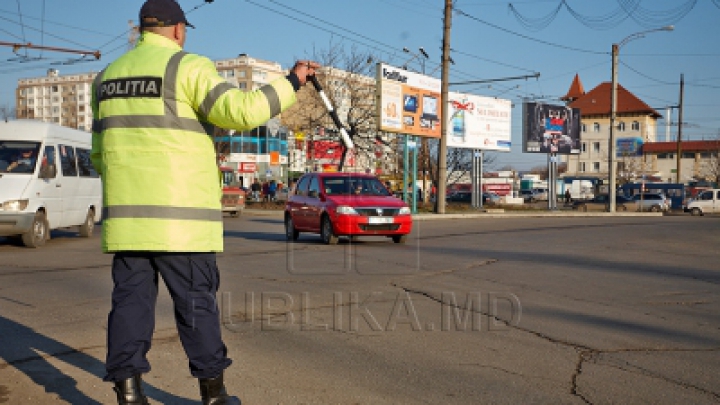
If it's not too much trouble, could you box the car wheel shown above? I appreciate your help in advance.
[22,211,48,248]
[392,234,407,244]
[650,205,661,212]
[691,207,703,216]
[321,216,338,245]
[79,208,95,237]
[285,215,300,241]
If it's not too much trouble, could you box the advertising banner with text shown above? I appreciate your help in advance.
[376,63,442,138]
[447,92,512,151]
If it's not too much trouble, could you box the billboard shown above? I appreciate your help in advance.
[447,92,512,151]
[522,102,581,154]
[376,63,442,138]
[616,137,643,157]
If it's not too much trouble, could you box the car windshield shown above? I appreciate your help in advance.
[0,141,42,174]
[322,176,392,196]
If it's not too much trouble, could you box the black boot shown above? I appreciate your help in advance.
[199,372,241,405]
[113,374,149,405]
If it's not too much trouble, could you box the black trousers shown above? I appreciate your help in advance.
[104,252,232,382]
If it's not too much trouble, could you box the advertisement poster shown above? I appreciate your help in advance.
[522,102,581,154]
[446,92,512,151]
[376,63,442,138]
[616,137,644,157]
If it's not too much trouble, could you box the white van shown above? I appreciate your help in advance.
[685,189,720,216]
[0,120,102,247]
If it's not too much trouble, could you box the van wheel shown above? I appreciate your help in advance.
[22,212,48,248]
[691,207,703,216]
[650,205,661,212]
[79,208,95,237]
[321,216,338,245]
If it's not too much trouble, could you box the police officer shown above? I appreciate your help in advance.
[90,0,319,403]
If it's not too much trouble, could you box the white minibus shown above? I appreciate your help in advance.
[0,120,102,247]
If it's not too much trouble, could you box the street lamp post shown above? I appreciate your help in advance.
[608,26,673,212]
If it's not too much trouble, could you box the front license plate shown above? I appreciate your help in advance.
[368,217,394,224]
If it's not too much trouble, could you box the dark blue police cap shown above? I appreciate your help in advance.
[140,0,195,29]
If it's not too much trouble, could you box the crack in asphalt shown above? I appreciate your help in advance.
[389,261,720,404]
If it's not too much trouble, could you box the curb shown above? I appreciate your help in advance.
[241,209,666,220]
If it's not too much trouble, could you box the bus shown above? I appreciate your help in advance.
[618,182,686,210]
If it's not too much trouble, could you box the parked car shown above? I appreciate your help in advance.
[684,188,720,216]
[572,194,632,212]
[284,173,413,244]
[532,188,549,201]
[446,191,500,205]
[630,193,670,212]
[519,189,536,203]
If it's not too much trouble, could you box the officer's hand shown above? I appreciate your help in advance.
[291,60,321,86]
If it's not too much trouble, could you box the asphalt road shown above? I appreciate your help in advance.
[0,213,718,404]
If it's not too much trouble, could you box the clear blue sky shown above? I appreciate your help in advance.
[2,0,718,170]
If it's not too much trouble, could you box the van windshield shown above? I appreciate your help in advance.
[0,141,42,174]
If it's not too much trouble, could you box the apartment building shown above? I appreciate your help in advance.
[560,74,662,177]
[15,69,97,131]
[15,54,286,131]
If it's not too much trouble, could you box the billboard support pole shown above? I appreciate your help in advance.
[412,136,418,213]
[548,152,558,210]
[403,134,409,204]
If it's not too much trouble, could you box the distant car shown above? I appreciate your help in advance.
[685,188,720,216]
[446,191,500,205]
[284,172,413,244]
[532,188,549,201]
[519,189,535,203]
[572,194,632,212]
[630,193,670,212]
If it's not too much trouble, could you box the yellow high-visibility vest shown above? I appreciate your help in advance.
[91,32,296,252]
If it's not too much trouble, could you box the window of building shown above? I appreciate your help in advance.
[593,142,600,153]
[593,123,600,132]
[582,123,586,132]
[580,162,586,172]
[51,85,59,92]
[632,121,640,131]
[238,82,247,90]
[682,152,695,159]
[238,71,246,78]
[593,162,600,172]
[581,142,587,153]
[618,122,625,131]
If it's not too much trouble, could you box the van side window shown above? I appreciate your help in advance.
[39,146,57,179]
[59,144,78,177]
[76,147,98,177]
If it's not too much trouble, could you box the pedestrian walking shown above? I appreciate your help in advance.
[90,0,319,403]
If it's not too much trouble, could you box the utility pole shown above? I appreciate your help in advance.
[676,74,684,183]
[435,0,453,214]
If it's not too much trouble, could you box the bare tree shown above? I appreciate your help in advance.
[0,105,15,122]
[282,40,382,173]
[699,136,720,185]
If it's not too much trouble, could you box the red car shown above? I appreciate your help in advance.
[284,172,413,244]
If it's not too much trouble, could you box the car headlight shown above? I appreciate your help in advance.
[2,199,29,211]
[336,205,358,215]
[399,207,411,215]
